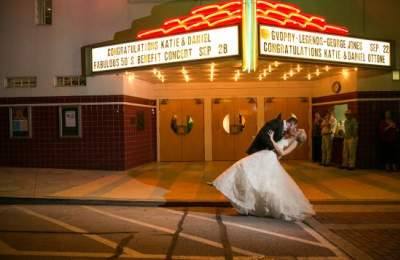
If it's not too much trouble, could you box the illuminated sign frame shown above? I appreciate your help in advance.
[82,0,396,76]
[83,25,241,76]
[258,25,394,69]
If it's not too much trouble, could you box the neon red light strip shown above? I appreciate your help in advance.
[136,0,349,39]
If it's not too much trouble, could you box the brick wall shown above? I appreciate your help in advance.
[0,96,157,170]
[123,105,157,169]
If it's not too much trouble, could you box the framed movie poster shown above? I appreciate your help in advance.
[59,106,81,137]
[9,106,32,138]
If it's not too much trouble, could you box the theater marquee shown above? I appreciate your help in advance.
[260,25,392,67]
[90,26,239,73]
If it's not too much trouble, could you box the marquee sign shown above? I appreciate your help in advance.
[260,25,392,67]
[91,26,239,73]
[83,0,395,76]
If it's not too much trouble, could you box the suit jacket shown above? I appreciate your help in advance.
[246,115,284,155]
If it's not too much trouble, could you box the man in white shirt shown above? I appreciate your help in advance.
[320,110,337,166]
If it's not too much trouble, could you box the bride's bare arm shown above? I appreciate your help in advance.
[268,130,298,158]
[281,141,298,156]
[268,130,284,156]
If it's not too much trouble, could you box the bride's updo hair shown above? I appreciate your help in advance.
[296,129,307,144]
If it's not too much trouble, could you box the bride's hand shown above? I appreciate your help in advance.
[268,130,274,140]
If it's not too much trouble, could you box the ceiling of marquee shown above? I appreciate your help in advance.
[124,60,384,84]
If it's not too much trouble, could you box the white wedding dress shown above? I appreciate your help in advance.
[213,139,315,222]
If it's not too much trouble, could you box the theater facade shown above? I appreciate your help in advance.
[0,0,399,170]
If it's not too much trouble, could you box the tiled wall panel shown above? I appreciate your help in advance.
[0,96,157,170]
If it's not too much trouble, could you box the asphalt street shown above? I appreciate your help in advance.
[0,204,398,259]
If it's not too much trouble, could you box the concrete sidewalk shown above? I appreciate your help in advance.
[1,161,400,205]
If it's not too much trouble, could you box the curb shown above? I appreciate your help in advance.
[1,197,400,207]
[0,197,232,207]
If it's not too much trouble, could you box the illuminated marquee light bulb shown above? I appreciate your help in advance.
[181,67,187,75]
[283,74,288,80]
[296,64,301,72]
[268,64,272,73]
[354,67,358,71]
[324,65,330,72]
[274,61,279,67]
[184,74,190,82]
[128,73,135,83]
[161,76,165,83]
[234,70,240,81]
[258,74,263,81]
[342,68,349,78]
[263,69,267,77]
[235,70,240,79]
[289,69,294,77]
[315,69,320,77]
[307,73,312,80]
[210,63,215,82]
[153,68,157,75]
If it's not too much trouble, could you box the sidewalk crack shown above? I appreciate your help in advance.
[216,208,233,260]
[166,208,188,260]
[108,233,135,259]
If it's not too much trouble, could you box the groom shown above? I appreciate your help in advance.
[246,114,298,155]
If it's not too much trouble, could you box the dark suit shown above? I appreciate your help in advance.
[246,115,285,155]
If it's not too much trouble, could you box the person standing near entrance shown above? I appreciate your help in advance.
[379,110,399,171]
[312,112,322,162]
[342,110,358,170]
[320,109,337,166]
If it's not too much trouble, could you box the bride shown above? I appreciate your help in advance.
[212,129,315,222]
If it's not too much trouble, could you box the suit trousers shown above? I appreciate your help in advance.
[321,134,333,165]
[312,136,322,162]
[342,137,358,168]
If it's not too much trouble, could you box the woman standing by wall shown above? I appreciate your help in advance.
[379,110,399,171]
[312,112,322,163]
